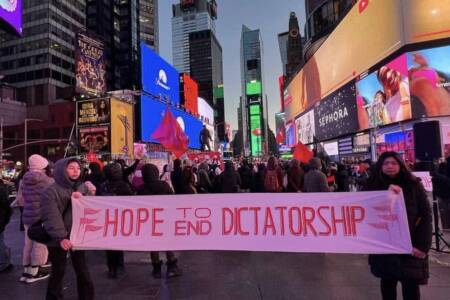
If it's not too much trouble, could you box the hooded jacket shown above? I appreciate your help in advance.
[21,170,54,226]
[138,164,173,195]
[98,163,134,196]
[40,158,89,246]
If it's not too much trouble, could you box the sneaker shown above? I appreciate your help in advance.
[166,260,182,278]
[19,273,32,282]
[25,272,50,283]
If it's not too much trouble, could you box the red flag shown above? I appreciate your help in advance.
[293,142,314,164]
[151,107,189,158]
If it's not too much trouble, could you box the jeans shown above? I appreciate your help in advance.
[23,225,48,267]
[0,231,11,271]
[381,279,420,300]
[46,247,94,300]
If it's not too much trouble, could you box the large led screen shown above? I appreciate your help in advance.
[0,0,22,35]
[141,43,180,104]
[407,45,450,118]
[295,110,315,145]
[249,104,262,156]
[356,54,412,128]
[75,33,106,96]
[140,95,202,149]
[314,81,362,141]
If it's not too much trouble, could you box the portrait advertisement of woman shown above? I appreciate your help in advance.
[408,45,450,118]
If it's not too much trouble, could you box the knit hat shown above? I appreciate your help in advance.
[28,154,49,171]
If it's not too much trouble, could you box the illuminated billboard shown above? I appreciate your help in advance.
[407,45,450,118]
[110,98,134,158]
[284,0,450,122]
[180,74,199,115]
[356,54,412,128]
[295,110,315,145]
[141,43,180,104]
[140,95,202,149]
[246,81,262,96]
[0,0,22,35]
[79,126,110,153]
[75,33,106,96]
[249,104,262,156]
[77,98,110,126]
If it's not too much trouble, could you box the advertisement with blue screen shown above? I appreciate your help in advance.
[141,43,180,105]
[0,0,22,35]
[140,95,202,149]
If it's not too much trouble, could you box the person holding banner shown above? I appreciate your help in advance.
[365,152,432,300]
[138,164,182,278]
[40,158,96,300]
[98,163,134,279]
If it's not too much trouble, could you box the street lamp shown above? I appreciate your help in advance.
[24,118,43,169]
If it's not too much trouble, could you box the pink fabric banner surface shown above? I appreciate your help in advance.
[70,191,413,254]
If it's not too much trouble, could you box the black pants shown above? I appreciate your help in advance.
[150,251,176,264]
[47,247,94,300]
[106,250,124,272]
[381,279,420,300]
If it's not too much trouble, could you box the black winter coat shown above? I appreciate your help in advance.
[0,181,12,233]
[137,180,173,196]
[40,158,90,247]
[365,175,432,284]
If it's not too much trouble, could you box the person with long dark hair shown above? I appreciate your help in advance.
[365,152,432,300]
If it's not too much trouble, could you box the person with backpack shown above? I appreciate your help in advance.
[0,176,13,273]
[137,164,182,278]
[264,157,283,192]
[98,163,134,279]
[20,155,54,283]
[40,157,96,300]
[304,157,329,193]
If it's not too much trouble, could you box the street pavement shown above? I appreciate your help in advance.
[2,209,450,300]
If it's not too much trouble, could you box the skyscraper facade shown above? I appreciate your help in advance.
[277,32,289,77]
[172,0,217,74]
[86,0,159,91]
[240,25,267,157]
[0,0,86,119]
[286,12,304,81]
[189,29,225,141]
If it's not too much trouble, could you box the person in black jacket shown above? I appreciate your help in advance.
[86,162,105,192]
[137,164,181,278]
[40,157,96,300]
[238,159,252,192]
[365,152,432,300]
[98,163,134,279]
[170,159,183,194]
[0,178,12,272]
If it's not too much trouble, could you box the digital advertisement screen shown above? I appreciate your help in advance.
[213,85,224,99]
[180,74,198,115]
[141,43,180,104]
[198,97,213,125]
[356,54,412,128]
[75,33,106,96]
[249,104,262,156]
[285,121,296,147]
[79,126,110,153]
[407,45,450,118]
[77,98,110,126]
[110,98,134,158]
[295,110,315,144]
[246,81,262,96]
[314,81,361,141]
[140,95,202,149]
[0,0,22,35]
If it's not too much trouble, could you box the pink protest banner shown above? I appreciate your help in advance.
[412,172,433,192]
[70,191,412,254]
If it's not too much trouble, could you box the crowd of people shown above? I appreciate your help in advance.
[1,151,449,300]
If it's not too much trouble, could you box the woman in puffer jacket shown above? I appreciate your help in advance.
[20,155,54,283]
[365,152,432,300]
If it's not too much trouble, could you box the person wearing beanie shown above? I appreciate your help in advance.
[303,157,329,193]
[20,155,54,283]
